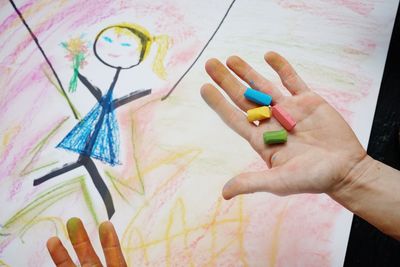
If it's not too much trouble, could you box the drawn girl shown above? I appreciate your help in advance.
[33,23,171,218]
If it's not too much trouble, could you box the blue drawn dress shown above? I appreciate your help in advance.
[57,88,120,166]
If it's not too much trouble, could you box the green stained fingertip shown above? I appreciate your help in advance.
[66,217,81,243]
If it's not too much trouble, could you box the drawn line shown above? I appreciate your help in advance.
[0,223,11,236]
[161,0,237,100]
[8,0,79,119]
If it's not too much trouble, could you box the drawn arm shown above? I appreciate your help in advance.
[77,73,102,101]
[113,89,152,109]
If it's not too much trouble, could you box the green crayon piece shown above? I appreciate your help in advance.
[263,129,287,144]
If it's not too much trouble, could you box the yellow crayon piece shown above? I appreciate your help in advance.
[247,106,271,122]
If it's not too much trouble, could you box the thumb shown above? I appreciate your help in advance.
[222,167,293,200]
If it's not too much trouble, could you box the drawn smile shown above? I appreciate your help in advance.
[108,53,120,58]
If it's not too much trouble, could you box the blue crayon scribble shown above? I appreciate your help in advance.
[57,88,120,166]
[103,36,113,43]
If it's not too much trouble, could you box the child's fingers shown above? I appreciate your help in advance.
[99,221,127,267]
[66,217,102,266]
[201,83,254,140]
[46,237,75,267]
[226,55,283,102]
[264,52,309,95]
[205,58,256,111]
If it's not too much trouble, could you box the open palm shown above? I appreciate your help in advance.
[201,52,366,199]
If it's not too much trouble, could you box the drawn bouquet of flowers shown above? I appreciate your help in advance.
[61,37,89,93]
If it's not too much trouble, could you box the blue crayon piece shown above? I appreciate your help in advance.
[244,88,272,106]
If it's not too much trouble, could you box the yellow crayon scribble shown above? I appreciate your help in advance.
[122,196,248,266]
[269,200,290,267]
[0,125,21,155]
[107,110,202,202]
[0,259,11,267]
[237,197,248,267]
[63,37,88,57]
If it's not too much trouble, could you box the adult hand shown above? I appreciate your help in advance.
[201,52,367,200]
[46,217,127,267]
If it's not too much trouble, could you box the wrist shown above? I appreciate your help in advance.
[329,154,376,211]
[329,155,400,239]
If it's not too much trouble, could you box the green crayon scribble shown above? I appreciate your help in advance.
[20,117,68,176]
[61,37,89,93]
[105,170,140,204]
[20,217,66,243]
[1,175,99,242]
[23,161,59,175]
[42,67,81,120]
[130,114,145,194]
[68,53,85,93]
[3,177,83,229]
[0,259,11,267]
[80,179,99,225]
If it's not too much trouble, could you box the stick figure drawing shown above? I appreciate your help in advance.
[33,23,171,218]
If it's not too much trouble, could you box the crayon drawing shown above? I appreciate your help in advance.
[33,23,169,218]
[0,0,397,266]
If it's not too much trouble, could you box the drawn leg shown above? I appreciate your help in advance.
[33,161,82,186]
[80,156,115,219]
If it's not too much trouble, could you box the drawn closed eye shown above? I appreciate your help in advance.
[103,36,113,43]
[120,42,132,47]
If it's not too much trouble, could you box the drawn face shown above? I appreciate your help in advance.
[94,27,142,69]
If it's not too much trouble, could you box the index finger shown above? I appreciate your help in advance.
[99,221,127,267]
[67,217,102,266]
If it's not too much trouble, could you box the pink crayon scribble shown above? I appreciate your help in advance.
[167,43,201,68]
[276,195,342,266]
[276,0,376,17]
[243,194,343,266]
[0,1,33,36]
[329,0,376,16]
[8,180,23,200]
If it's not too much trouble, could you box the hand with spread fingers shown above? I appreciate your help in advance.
[201,51,366,199]
[201,51,400,240]
[46,217,127,267]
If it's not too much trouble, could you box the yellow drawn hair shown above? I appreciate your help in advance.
[113,23,172,79]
